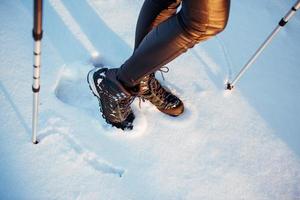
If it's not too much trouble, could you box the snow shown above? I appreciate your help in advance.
[1,0,300,199]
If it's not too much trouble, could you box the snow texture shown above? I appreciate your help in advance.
[0,0,300,199]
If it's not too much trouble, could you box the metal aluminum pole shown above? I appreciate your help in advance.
[227,0,300,90]
[32,0,43,144]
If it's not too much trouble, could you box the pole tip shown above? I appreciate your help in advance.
[33,140,39,144]
[226,82,234,90]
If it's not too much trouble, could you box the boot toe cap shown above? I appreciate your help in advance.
[159,101,184,117]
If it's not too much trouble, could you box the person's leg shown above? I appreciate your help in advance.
[88,0,230,129]
[87,0,183,129]
[118,0,230,87]
[134,0,182,50]
[132,0,185,117]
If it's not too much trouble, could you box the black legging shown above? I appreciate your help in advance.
[117,0,230,87]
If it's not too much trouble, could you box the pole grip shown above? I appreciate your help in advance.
[33,0,43,41]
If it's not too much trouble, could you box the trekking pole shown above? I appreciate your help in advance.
[226,0,300,90]
[32,0,43,144]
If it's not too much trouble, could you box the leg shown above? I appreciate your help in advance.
[118,0,230,86]
[134,0,182,50]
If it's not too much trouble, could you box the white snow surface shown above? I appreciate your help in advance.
[1,0,300,199]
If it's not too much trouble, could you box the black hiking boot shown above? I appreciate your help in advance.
[87,67,135,130]
[138,73,184,116]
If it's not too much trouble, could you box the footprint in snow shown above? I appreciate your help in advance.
[54,63,99,117]
[54,63,148,134]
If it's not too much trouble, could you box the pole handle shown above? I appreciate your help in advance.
[33,0,43,41]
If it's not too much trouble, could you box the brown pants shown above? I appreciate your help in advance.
[117,0,231,86]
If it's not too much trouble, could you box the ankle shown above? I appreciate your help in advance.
[116,75,140,95]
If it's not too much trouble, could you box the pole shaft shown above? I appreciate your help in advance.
[32,92,39,143]
[32,41,42,144]
[229,0,300,89]
[231,26,282,86]
[32,0,43,144]
[295,0,300,10]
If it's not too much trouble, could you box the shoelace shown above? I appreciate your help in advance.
[159,66,169,81]
[138,66,169,109]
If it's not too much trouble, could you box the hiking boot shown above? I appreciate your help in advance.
[138,73,184,116]
[87,67,135,130]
